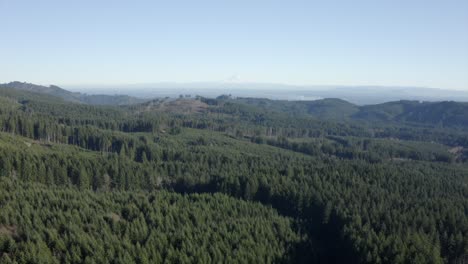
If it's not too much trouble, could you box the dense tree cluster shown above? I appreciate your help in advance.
[0,87,467,263]
[0,178,300,263]
[261,135,455,163]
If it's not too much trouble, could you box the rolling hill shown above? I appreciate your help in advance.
[225,97,468,128]
[0,82,467,263]
[0,81,146,105]
[354,100,468,127]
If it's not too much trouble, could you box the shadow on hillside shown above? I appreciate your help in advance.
[170,180,359,264]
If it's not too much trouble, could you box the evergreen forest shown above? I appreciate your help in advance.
[0,83,467,263]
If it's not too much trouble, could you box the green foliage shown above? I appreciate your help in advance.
[0,178,300,263]
[0,86,467,263]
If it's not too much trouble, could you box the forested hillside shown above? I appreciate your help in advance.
[0,84,467,263]
[0,82,146,105]
[229,96,468,128]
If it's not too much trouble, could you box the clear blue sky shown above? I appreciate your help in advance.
[1,0,467,90]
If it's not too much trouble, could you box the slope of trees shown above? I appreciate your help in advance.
[0,87,467,263]
[0,178,300,264]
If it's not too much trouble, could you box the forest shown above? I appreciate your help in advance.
[0,83,467,263]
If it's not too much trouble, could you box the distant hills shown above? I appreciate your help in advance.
[0,81,146,105]
[2,81,468,128]
[65,82,468,105]
[226,97,468,128]
[356,100,468,127]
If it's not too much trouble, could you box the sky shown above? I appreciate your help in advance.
[1,0,468,90]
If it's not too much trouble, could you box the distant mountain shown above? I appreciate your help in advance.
[66,82,468,105]
[0,81,146,105]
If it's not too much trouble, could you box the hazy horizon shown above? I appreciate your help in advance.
[4,80,468,92]
[5,79,468,105]
[64,81,468,105]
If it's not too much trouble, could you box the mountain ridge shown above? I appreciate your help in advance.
[218,97,468,128]
[2,81,468,128]
[0,81,146,105]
